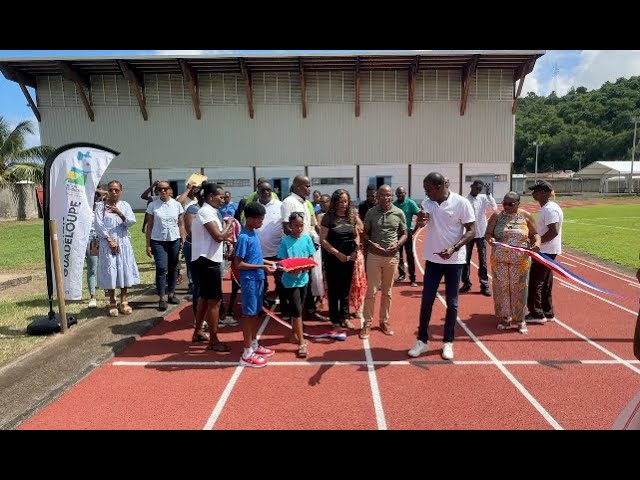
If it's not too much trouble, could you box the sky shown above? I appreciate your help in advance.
[2,50,640,147]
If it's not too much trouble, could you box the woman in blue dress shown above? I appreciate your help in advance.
[94,180,140,316]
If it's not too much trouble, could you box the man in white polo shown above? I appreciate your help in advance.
[408,172,475,360]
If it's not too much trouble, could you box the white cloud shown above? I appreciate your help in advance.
[521,50,640,97]
[573,50,640,90]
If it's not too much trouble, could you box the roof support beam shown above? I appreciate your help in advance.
[118,60,148,121]
[512,56,538,114]
[407,56,419,117]
[299,59,307,119]
[460,55,479,116]
[355,57,361,118]
[57,61,94,122]
[239,59,254,119]
[0,64,41,122]
[179,59,201,120]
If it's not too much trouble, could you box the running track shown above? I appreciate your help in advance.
[20,205,640,430]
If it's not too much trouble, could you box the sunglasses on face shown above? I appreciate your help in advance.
[157,187,170,191]
[503,201,519,207]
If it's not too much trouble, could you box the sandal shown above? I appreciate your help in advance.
[296,343,308,358]
[207,341,231,352]
[192,330,210,342]
[109,303,119,317]
[496,318,512,330]
[518,321,528,335]
[342,319,356,330]
[118,302,133,315]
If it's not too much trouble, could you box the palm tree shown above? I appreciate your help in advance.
[0,116,54,188]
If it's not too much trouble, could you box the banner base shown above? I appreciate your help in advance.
[27,313,77,336]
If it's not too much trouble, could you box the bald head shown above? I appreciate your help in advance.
[292,175,311,198]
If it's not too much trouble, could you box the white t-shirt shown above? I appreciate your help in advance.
[465,193,497,238]
[191,203,224,263]
[421,192,475,265]
[281,192,316,235]
[257,198,284,257]
[537,201,563,255]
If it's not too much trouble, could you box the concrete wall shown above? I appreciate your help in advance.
[0,184,39,220]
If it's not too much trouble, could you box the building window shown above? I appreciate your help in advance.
[312,177,354,186]
[210,179,251,187]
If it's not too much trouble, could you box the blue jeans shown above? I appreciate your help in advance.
[183,238,193,293]
[417,261,463,343]
[150,239,180,297]
[85,252,97,295]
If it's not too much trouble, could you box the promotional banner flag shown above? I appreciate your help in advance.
[44,144,119,300]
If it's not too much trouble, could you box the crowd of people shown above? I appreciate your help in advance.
[86,172,638,368]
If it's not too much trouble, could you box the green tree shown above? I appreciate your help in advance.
[0,116,54,188]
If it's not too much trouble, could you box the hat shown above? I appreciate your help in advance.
[528,180,553,192]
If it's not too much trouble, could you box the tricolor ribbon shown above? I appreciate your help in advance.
[493,242,621,298]
[262,307,347,341]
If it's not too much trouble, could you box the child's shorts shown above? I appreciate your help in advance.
[241,278,264,316]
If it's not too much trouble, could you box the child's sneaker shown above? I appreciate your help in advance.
[254,345,275,357]
[240,353,268,368]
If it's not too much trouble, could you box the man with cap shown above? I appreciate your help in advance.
[526,180,563,324]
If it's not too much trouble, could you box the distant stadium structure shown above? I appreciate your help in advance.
[575,161,640,193]
[0,51,543,208]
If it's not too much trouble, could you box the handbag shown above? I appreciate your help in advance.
[89,238,99,256]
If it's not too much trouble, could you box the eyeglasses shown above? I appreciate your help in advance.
[503,201,519,207]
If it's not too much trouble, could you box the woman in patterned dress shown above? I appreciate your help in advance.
[485,192,540,334]
[94,181,140,316]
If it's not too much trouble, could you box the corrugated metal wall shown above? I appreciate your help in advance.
[38,69,515,207]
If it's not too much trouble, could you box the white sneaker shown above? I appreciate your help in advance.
[442,342,454,360]
[88,298,97,308]
[408,340,428,358]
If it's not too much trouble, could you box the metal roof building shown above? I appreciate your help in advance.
[1,51,543,208]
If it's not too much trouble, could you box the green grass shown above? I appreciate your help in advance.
[0,219,48,271]
[562,204,640,269]
[0,213,157,365]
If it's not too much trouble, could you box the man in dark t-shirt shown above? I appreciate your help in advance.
[358,184,377,221]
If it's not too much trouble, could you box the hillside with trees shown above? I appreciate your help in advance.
[514,75,640,174]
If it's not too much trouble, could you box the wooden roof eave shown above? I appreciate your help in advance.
[117,60,148,121]
[239,58,254,119]
[299,59,307,119]
[179,59,202,120]
[460,55,479,116]
[512,56,539,114]
[0,63,41,122]
[57,61,94,122]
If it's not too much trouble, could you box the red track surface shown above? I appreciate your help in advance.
[20,201,640,430]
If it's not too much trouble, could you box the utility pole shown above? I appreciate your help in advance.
[533,141,543,183]
[631,116,639,194]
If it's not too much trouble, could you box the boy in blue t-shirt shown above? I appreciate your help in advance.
[277,212,317,358]
[234,202,276,368]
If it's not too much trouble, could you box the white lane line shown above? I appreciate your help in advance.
[413,229,563,430]
[561,252,637,282]
[629,283,640,289]
[467,255,640,375]
[203,315,271,430]
[553,318,640,375]
[568,221,640,232]
[113,359,640,367]
[561,262,577,267]
[361,338,388,430]
[555,278,637,315]
[560,283,580,292]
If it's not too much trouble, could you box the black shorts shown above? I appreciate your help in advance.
[283,286,307,318]
[194,257,222,300]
